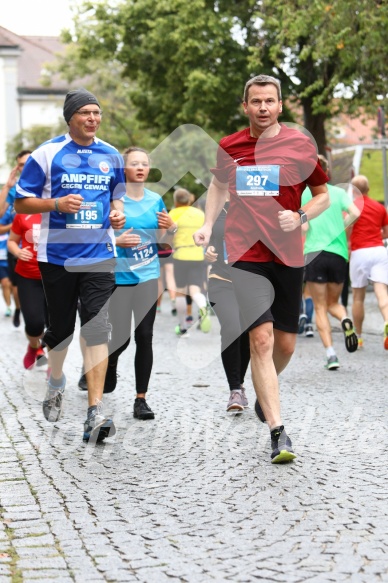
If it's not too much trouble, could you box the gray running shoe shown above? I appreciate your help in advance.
[325,355,340,370]
[83,401,116,443]
[43,374,66,422]
[240,387,249,408]
[271,425,296,464]
[226,391,244,412]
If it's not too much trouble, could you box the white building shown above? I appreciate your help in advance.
[0,26,72,182]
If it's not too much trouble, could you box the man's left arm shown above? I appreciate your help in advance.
[278,184,329,232]
[301,184,330,220]
[109,158,126,229]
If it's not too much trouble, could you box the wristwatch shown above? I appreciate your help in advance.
[296,209,308,225]
[168,224,178,234]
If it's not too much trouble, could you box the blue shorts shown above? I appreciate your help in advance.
[0,265,9,280]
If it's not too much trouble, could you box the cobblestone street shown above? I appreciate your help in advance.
[0,292,387,582]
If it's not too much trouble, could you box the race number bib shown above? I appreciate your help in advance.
[127,240,157,271]
[32,224,41,251]
[236,165,280,196]
[66,202,103,229]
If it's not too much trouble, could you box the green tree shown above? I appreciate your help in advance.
[52,0,388,153]
[252,0,388,153]
[6,122,67,164]
[58,0,253,136]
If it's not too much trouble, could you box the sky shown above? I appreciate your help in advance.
[1,0,79,36]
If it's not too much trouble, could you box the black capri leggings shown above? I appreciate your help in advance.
[16,275,47,338]
[107,278,158,394]
[208,277,250,392]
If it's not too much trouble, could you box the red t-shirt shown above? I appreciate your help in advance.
[211,125,328,266]
[12,214,42,279]
[350,196,388,251]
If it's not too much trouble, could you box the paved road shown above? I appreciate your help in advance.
[0,291,387,582]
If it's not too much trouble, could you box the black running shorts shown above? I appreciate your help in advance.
[39,259,115,350]
[173,258,205,288]
[230,261,304,334]
[305,250,347,284]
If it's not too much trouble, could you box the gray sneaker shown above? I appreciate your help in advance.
[43,375,66,422]
[325,355,340,370]
[240,387,249,408]
[83,400,116,443]
[226,391,244,412]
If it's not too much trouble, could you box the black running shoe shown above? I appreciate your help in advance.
[83,403,116,443]
[43,375,66,422]
[104,361,118,393]
[270,425,296,464]
[341,318,358,353]
[78,369,87,391]
[305,323,314,337]
[254,398,266,423]
[133,398,155,420]
[13,308,21,328]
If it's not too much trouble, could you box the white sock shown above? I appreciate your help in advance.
[192,292,207,311]
[326,346,336,358]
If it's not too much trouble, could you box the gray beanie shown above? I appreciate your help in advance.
[63,88,100,123]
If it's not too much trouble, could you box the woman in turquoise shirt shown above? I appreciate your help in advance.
[104,147,177,420]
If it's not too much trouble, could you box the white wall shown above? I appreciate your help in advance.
[20,97,64,129]
[0,50,21,182]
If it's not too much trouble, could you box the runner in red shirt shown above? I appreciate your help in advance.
[349,174,388,349]
[7,213,47,369]
[194,74,329,463]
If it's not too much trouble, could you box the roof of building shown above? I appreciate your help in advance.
[0,26,68,94]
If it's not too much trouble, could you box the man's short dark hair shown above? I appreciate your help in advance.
[244,75,282,103]
[16,150,32,159]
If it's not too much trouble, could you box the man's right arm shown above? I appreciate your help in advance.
[15,194,85,215]
[193,176,229,247]
[14,197,56,214]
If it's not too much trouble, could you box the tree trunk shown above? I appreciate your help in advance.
[301,98,327,156]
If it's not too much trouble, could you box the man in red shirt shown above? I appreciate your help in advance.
[349,174,388,349]
[194,74,329,463]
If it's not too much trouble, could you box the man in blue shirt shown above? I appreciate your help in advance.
[15,88,126,443]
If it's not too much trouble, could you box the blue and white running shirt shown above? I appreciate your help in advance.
[115,189,167,285]
[0,207,13,265]
[16,134,126,266]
